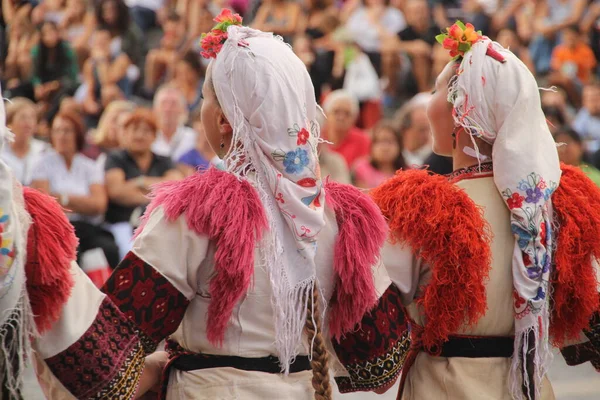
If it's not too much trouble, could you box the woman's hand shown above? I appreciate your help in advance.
[135,351,169,399]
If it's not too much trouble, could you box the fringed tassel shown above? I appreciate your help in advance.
[509,324,553,400]
[0,291,36,400]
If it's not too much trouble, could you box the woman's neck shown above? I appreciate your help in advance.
[451,134,493,171]
[130,150,153,172]
[11,139,30,158]
[62,152,75,169]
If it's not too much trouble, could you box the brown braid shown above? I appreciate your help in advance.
[305,285,333,400]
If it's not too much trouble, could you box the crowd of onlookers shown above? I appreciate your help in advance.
[2,0,600,274]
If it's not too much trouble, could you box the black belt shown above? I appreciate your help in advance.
[437,335,514,358]
[171,353,312,374]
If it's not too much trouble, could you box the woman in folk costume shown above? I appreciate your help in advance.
[370,22,600,400]
[0,88,166,399]
[96,9,406,400]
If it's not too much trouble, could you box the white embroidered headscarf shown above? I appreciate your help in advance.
[211,26,326,372]
[449,39,561,399]
[0,86,35,397]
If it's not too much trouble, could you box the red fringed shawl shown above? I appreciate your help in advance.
[371,169,492,350]
[551,164,600,346]
[138,169,387,344]
[23,188,78,334]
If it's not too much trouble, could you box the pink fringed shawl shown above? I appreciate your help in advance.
[137,169,387,344]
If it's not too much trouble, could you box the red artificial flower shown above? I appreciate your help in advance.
[214,9,243,24]
[507,192,524,209]
[297,128,310,145]
[448,23,463,40]
[443,37,460,58]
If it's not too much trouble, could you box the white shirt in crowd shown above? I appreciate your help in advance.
[1,139,48,186]
[152,125,197,163]
[346,7,406,53]
[403,145,432,168]
[31,150,104,224]
[124,0,164,12]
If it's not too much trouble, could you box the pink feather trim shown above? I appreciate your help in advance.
[325,180,387,340]
[136,170,385,344]
[23,188,78,333]
[136,168,268,345]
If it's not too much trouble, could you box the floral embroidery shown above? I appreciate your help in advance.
[297,129,309,145]
[507,193,524,209]
[281,148,309,174]
[0,209,15,275]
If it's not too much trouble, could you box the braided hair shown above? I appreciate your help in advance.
[304,285,332,400]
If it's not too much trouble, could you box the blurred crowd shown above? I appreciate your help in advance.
[2,0,600,272]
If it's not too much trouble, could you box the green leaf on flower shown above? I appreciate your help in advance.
[455,20,466,30]
[458,42,471,52]
[435,33,447,44]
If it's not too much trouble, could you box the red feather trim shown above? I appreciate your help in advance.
[371,169,492,350]
[325,180,387,340]
[22,188,78,334]
[135,168,268,346]
[550,164,600,346]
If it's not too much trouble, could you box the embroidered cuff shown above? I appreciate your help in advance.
[102,251,190,354]
[44,297,144,399]
[332,284,410,393]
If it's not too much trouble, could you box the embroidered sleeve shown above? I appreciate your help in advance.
[34,264,143,400]
[331,284,410,393]
[102,206,208,353]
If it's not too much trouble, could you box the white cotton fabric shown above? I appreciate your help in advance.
[211,26,327,373]
[449,38,561,399]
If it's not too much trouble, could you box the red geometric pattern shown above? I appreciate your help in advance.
[102,251,190,353]
[44,297,144,399]
[561,311,600,371]
[332,284,410,393]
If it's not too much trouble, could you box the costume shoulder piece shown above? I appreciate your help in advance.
[371,169,492,349]
[136,168,268,345]
[23,187,78,333]
[324,180,387,339]
[551,164,600,347]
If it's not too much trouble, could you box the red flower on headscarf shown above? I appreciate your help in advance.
[297,128,310,145]
[214,9,243,24]
[436,20,482,59]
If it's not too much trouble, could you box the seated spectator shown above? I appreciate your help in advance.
[394,92,432,167]
[31,0,67,25]
[550,25,597,103]
[31,21,79,124]
[177,110,218,176]
[252,0,302,43]
[581,0,600,72]
[573,83,600,154]
[126,0,165,32]
[343,0,406,93]
[322,90,370,167]
[497,27,534,72]
[299,0,337,40]
[30,110,119,269]
[94,0,145,68]
[542,105,567,136]
[395,0,440,93]
[171,51,204,114]
[82,27,132,117]
[530,0,587,75]
[59,0,94,67]
[86,100,136,164]
[319,143,352,184]
[143,12,188,94]
[2,98,48,185]
[352,120,404,189]
[555,128,600,187]
[3,7,37,93]
[104,108,181,258]
[151,85,197,161]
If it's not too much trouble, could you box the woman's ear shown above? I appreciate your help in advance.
[218,111,233,135]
